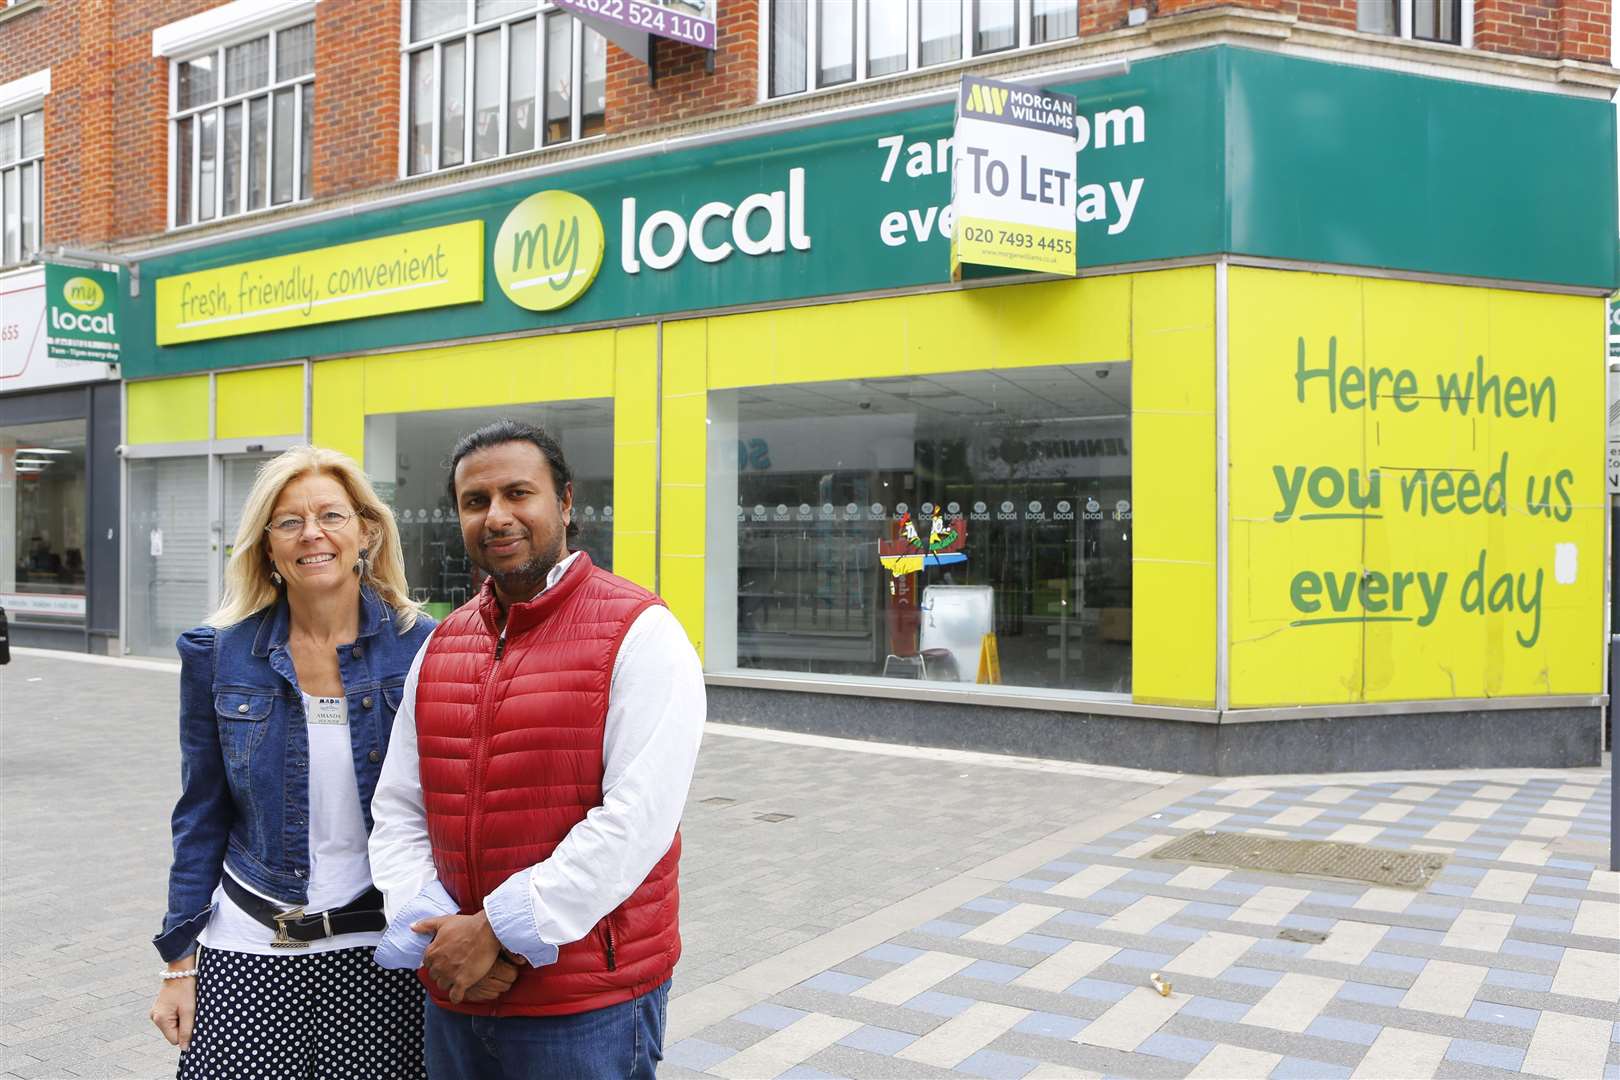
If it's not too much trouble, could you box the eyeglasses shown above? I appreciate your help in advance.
[265,508,355,537]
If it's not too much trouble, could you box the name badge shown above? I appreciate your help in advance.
[309,697,346,726]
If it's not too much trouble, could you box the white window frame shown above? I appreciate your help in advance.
[0,68,48,268]
[1362,0,1475,47]
[760,0,1079,102]
[156,1,317,231]
[398,1,607,180]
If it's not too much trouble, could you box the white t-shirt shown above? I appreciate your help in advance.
[198,693,382,955]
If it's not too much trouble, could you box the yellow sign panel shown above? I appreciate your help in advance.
[1228,268,1603,707]
[953,216,1075,275]
[155,221,485,345]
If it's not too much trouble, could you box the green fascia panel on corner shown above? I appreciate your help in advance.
[1224,49,1618,288]
[123,45,1617,380]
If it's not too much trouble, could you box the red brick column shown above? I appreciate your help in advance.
[1556,0,1611,60]
[606,4,760,134]
[312,2,402,198]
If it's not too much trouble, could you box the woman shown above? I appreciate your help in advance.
[148,446,449,1078]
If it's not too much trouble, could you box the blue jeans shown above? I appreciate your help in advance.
[424,981,670,1080]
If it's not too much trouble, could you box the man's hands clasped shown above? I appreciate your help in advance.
[413,910,525,1003]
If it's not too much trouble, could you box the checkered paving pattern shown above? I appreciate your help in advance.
[665,774,1619,1080]
[0,652,1163,1079]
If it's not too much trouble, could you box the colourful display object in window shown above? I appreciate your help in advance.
[879,511,967,578]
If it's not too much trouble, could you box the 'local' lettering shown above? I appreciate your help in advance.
[50,308,115,335]
[621,168,811,274]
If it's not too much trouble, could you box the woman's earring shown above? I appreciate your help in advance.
[269,567,284,587]
[354,547,370,578]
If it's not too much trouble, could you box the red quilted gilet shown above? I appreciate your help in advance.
[414,553,682,1016]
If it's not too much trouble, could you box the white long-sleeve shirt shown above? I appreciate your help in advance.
[368,553,705,968]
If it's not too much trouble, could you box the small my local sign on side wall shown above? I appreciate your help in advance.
[44,263,120,364]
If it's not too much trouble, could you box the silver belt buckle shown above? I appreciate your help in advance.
[271,907,311,950]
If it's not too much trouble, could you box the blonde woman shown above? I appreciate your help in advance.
[145,447,480,1078]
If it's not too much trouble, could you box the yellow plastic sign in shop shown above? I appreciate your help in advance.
[155,221,485,345]
[1227,269,1604,707]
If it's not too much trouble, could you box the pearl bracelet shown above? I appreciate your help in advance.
[160,969,199,981]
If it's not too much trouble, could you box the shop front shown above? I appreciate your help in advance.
[0,265,122,652]
[119,43,1617,773]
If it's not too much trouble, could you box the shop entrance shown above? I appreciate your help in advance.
[218,453,277,590]
[125,449,292,658]
[126,456,210,657]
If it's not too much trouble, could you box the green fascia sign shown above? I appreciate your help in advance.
[123,46,1618,380]
[45,263,121,364]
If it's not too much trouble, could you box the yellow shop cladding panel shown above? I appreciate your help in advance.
[154,222,484,346]
[1228,268,1604,707]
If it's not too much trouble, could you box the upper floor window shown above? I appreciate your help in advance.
[403,0,607,177]
[0,107,42,266]
[766,0,1079,99]
[1357,0,1469,46]
[170,20,315,228]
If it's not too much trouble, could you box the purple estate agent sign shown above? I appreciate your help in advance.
[555,0,717,50]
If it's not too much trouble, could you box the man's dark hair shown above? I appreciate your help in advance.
[446,419,578,541]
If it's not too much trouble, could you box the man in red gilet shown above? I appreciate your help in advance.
[369,419,705,1079]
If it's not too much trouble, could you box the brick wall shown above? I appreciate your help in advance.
[1475,0,1560,56]
[605,1,759,132]
[1555,0,1611,60]
[1150,0,1356,31]
[310,3,400,199]
[0,0,395,250]
[0,0,1610,253]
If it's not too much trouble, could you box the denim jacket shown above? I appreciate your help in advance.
[153,587,435,962]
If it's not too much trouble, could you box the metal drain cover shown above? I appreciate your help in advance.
[1150,832,1447,889]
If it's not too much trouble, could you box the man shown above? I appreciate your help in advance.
[370,419,704,1079]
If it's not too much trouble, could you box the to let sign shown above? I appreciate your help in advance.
[45,263,121,364]
[950,76,1078,278]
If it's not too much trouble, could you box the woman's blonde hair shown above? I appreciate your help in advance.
[207,445,423,632]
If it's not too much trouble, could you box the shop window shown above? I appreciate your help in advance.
[0,107,43,266]
[363,400,614,618]
[707,363,1132,696]
[403,0,607,177]
[767,0,1079,99]
[1356,0,1468,45]
[170,20,314,228]
[1,420,85,623]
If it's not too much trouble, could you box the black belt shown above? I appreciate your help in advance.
[222,875,387,950]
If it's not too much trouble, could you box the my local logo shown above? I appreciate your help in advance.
[53,275,114,333]
[494,190,604,312]
[63,276,105,311]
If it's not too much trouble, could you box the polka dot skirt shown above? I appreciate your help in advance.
[178,946,425,1080]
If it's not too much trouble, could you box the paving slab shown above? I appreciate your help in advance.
[3,650,1615,1080]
